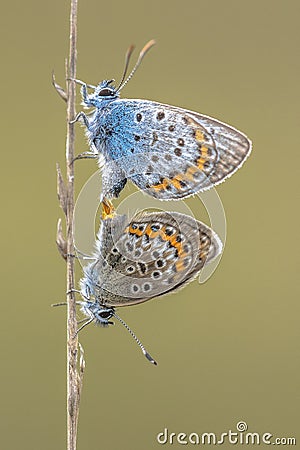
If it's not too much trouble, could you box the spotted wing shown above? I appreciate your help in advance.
[101,99,251,200]
[81,211,222,307]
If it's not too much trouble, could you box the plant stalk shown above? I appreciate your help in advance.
[65,1,80,449]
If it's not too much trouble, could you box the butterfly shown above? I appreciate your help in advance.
[72,40,251,201]
[77,206,222,365]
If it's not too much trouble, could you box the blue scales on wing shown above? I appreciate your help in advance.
[88,99,251,200]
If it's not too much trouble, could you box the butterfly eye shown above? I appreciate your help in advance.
[99,88,113,96]
[99,310,113,319]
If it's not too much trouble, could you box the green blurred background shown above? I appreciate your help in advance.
[1,0,299,448]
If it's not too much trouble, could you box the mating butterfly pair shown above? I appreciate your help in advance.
[70,41,251,364]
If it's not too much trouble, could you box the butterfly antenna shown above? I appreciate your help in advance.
[115,44,135,92]
[116,39,156,93]
[113,311,157,365]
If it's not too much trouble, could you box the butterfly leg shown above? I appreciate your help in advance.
[67,78,97,104]
[70,111,90,128]
[70,151,98,165]
[61,251,95,261]
[79,83,89,105]
[51,301,83,307]
[66,288,82,296]
[74,245,97,260]
[77,317,90,325]
[67,77,96,90]
[74,318,94,337]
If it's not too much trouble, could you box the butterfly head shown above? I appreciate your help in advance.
[79,276,114,326]
[80,300,115,327]
[78,279,157,364]
[86,79,119,108]
[78,40,155,109]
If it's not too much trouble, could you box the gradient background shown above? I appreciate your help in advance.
[1,0,299,449]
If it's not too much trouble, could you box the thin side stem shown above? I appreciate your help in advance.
[66,1,79,450]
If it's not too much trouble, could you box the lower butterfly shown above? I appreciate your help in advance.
[76,205,222,365]
[72,40,252,200]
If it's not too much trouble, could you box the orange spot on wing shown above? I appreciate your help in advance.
[148,229,160,238]
[175,259,186,272]
[144,224,165,239]
[167,234,185,256]
[128,225,143,236]
[151,178,170,191]
[169,234,179,247]
[145,224,153,237]
[196,146,208,170]
[185,166,198,180]
[170,178,182,190]
[195,129,205,142]
[199,251,208,261]
[173,173,185,182]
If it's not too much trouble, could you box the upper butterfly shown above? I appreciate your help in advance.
[72,40,251,200]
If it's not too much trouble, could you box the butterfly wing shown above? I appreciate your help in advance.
[100,99,251,199]
[182,108,251,186]
[81,211,222,307]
